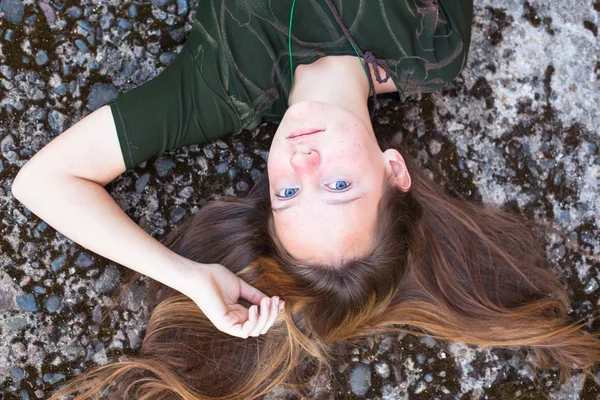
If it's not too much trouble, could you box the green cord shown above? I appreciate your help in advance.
[288,0,371,104]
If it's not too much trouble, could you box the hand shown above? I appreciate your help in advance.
[184,262,284,339]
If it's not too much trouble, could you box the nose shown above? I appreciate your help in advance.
[290,150,320,174]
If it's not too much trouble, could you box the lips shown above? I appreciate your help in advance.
[287,128,323,139]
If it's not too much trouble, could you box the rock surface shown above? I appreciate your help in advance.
[0,0,599,398]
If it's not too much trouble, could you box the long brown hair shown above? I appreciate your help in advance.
[49,140,600,399]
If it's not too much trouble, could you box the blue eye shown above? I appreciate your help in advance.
[327,181,350,190]
[276,188,299,198]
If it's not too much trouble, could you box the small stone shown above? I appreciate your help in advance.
[429,139,442,156]
[99,12,115,30]
[237,154,253,170]
[93,265,120,293]
[159,52,177,66]
[1,134,15,153]
[117,18,133,31]
[349,363,371,396]
[424,373,433,382]
[10,366,26,380]
[176,0,188,16]
[152,0,171,7]
[0,65,15,79]
[228,167,238,180]
[65,6,82,18]
[44,295,60,313]
[127,5,137,18]
[154,158,176,177]
[51,254,66,272]
[420,336,436,348]
[77,19,94,32]
[416,354,426,364]
[34,50,49,66]
[236,181,249,192]
[121,282,146,312]
[0,289,14,311]
[135,174,151,194]
[4,29,15,42]
[16,293,38,312]
[12,209,27,225]
[21,242,38,259]
[250,169,262,181]
[203,147,214,159]
[170,207,186,224]
[374,362,390,378]
[33,286,46,294]
[38,1,56,24]
[75,253,95,268]
[87,83,118,111]
[48,110,70,133]
[1,0,25,24]
[584,279,598,294]
[75,38,90,53]
[42,373,65,384]
[20,390,30,400]
[215,162,229,174]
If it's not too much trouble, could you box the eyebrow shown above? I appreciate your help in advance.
[271,195,365,213]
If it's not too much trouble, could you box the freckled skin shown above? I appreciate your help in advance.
[268,100,410,263]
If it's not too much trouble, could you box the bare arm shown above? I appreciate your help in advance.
[11,105,195,294]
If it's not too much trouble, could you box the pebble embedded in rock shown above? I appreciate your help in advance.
[215,162,229,174]
[87,83,118,111]
[77,19,94,32]
[51,254,66,272]
[349,362,371,396]
[75,38,90,53]
[154,157,176,177]
[10,366,26,380]
[34,50,49,66]
[16,294,38,312]
[42,373,65,384]
[159,52,177,66]
[228,167,238,180]
[1,0,25,24]
[177,0,188,16]
[65,6,82,18]
[170,206,186,223]
[100,12,115,30]
[237,154,253,170]
[420,336,436,348]
[44,295,60,313]
[38,1,56,24]
[152,0,171,7]
[76,253,95,268]
[424,373,433,382]
[117,18,133,31]
[93,265,120,293]
[375,361,390,378]
[135,173,151,194]
[128,5,137,18]
[48,110,70,133]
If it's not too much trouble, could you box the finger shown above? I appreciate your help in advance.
[239,279,267,305]
[249,297,271,337]
[260,296,280,335]
[240,305,258,338]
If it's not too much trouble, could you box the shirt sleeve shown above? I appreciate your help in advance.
[106,28,241,170]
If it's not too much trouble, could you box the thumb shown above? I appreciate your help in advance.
[239,278,266,305]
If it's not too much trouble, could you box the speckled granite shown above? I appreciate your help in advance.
[0,0,599,398]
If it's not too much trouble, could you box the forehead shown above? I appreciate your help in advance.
[273,197,380,262]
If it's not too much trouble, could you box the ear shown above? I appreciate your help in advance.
[383,149,411,192]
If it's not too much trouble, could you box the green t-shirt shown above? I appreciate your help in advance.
[108,0,473,170]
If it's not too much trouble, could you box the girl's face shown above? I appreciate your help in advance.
[267,100,409,264]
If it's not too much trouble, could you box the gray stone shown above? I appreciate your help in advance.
[44,295,60,313]
[154,158,176,177]
[349,363,371,396]
[0,289,15,311]
[10,366,26,380]
[4,29,15,42]
[48,109,70,133]
[34,50,49,66]
[0,65,14,79]
[77,19,93,32]
[12,209,26,225]
[170,206,185,223]
[159,52,176,66]
[121,282,146,312]
[75,253,95,268]
[177,0,188,16]
[152,0,171,7]
[75,38,90,53]
[1,134,15,153]
[16,293,38,312]
[1,0,25,24]
[33,286,46,294]
[135,173,151,194]
[93,265,120,293]
[416,354,426,364]
[420,336,436,348]
[38,1,56,24]
[237,154,253,170]
[99,12,115,30]
[117,18,133,31]
[42,373,65,384]
[87,83,118,111]
[424,373,433,382]
[127,5,137,18]
[65,6,82,18]
[0,159,3,173]
[216,162,228,174]
[228,167,238,180]
[50,254,66,272]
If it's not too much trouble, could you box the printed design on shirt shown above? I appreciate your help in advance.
[196,0,472,129]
